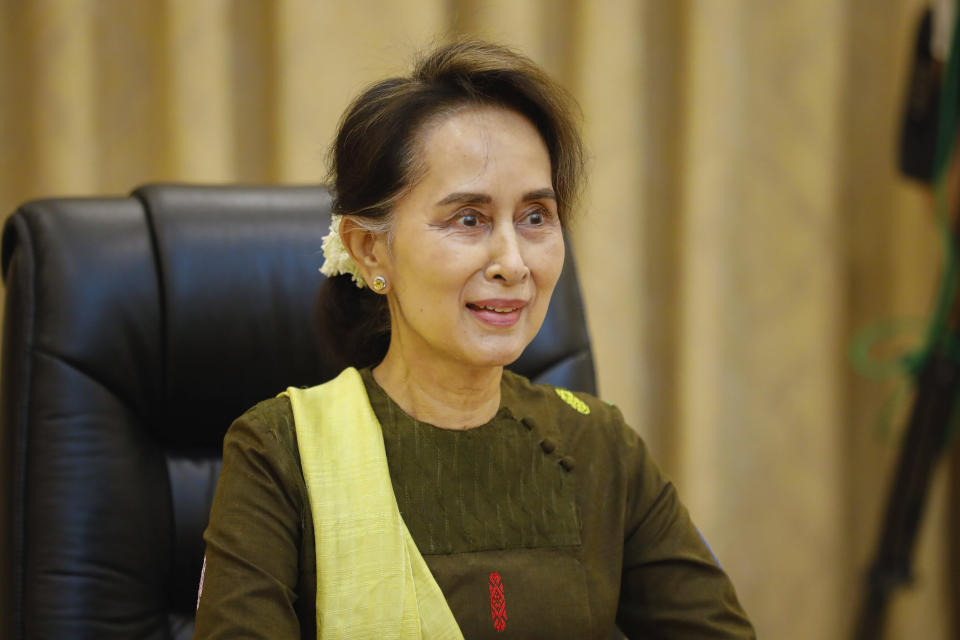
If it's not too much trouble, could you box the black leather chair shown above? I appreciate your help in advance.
[0,184,596,639]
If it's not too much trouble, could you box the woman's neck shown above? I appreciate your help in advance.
[372,348,503,431]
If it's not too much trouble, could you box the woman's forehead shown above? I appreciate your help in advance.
[414,106,552,194]
[419,105,539,149]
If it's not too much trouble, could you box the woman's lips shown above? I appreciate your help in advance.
[466,299,527,327]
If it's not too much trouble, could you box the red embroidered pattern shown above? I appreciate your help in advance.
[489,572,507,632]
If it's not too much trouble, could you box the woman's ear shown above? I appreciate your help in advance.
[340,217,389,283]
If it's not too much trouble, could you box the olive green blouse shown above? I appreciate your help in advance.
[193,369,754,639]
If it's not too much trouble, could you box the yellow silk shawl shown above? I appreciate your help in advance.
[282,367,464,639]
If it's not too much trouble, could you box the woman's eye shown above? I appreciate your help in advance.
[523,208,550,226]
[457,211,482,227]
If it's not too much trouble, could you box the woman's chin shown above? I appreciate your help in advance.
[459,342,530,370]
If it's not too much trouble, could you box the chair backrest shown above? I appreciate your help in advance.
[0,184,596,639]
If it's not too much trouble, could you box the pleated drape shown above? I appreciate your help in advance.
[0,1,954,638]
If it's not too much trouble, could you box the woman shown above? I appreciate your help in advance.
[194,40,754,639]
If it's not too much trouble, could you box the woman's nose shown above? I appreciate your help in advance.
[484,225,529,284]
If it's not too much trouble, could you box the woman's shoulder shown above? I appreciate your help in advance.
[239,394,295,425]
[223,394,298,461]
[500,370,638,447]
[232,394,295,432]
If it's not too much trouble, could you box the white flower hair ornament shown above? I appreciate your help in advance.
[319,214,367,288]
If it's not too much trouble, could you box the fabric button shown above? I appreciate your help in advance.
[540,438,556,454]
[559,456,576,471]
[520,417,536,431]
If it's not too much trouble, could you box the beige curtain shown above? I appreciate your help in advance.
[0,1,955,638]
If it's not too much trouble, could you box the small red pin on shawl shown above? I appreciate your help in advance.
[489,572,507,632]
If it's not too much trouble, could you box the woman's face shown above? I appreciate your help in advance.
[376,106,565,373]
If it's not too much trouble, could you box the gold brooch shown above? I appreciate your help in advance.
[555,388,590,415]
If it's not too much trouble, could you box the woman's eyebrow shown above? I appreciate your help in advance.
[435,192,492,206]
[522,188,556,201]
[435,188,556,206]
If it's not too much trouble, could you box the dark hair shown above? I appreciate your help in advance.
[316,39,585,371]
